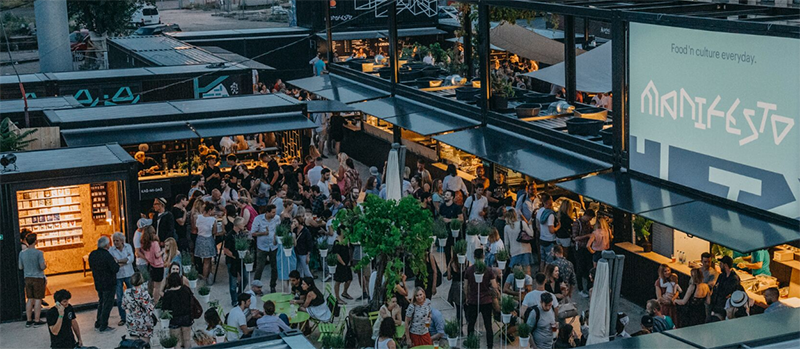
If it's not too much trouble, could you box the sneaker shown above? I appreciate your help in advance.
[25,321,33,328]
[33,320,47,327]
[118,320,126,326]
[341,293,353,300]
[580,291,589,298]
[98,326,115,333]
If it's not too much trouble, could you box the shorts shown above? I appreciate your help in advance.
[149,266,165,282]
[25,277,45,299]
[539,240,555,262]
[592,251,604,263]
[556,238,572,248]
[510,253,533,269]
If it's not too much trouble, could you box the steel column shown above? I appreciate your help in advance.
[325,0,333,63]
[33,0,72,72]
[388,0,399,96]
[463,6,474,79]
[477,1,491,125]
[611,13,627,170]
[584,18,591,49]
[564,15,577,103]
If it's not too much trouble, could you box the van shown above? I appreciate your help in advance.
[131,5,160,27]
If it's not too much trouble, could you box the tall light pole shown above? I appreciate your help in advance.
[34,0,72,72]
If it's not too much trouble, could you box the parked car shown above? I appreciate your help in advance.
[133,23,181,36]
[131,4,160,27]
[271,5,288,15]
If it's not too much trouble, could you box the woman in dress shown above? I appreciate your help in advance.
[121,272,155,345]
[161,273,194,348]
[404,287,433,347]
[446,256,465,329]
[299,277,331,322]
[332,233,353,303]
[334,152,350,193]
[394,272,410,318]
[675,268,711,327]
[140,226,164,302]
[555,200,574,260]
[654,263,679,325]
[195,202,222,282]
[414,250,438,300]
[344,158,361,195]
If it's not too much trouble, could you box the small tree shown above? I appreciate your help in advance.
[0,117,37,151]
[333,195,433,309]
[67,0,139,36]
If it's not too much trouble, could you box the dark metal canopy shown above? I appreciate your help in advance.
[0,144,134,182]
[350,97,430,119]
[108,36,228,66]
[558,172,800,253]
[305,100,355,113]
[61,121,199,147]
[350,96,480,136]
[287,75,390,104]
[189,112,316,138]
[663,308,800,349]
[315,27,446,41]
[0,96,82,115]
[583,333,698,349]
[434,126,611,182]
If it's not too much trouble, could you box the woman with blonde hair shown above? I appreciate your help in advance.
[504,208,533,275]
[556,200,574,259]
[485,227,505,269]
[139,226,164,302]
[587,216,612,267]
[404,287,433,346]
[334,152,350,193]
[162,237,181,268]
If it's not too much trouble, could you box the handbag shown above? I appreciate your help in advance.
[558,303,579,320]
[515,221,534,243]
[191,292,203,319]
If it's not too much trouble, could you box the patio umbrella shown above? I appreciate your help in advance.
[385,144,402,201]
[586,259,610,345]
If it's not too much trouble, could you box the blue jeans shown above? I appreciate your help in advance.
[115,277,132,322]
[227,262,247,305]
[296,254,312,278]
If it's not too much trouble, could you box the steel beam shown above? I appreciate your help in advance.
[564,15,577,103]
[388,0,399,96]
[477,1,491,125]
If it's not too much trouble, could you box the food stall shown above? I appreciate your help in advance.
[0,144,139,321]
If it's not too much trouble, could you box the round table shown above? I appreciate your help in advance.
[289,311,310,324]
[395,324,406,339]
[262,293,293,303]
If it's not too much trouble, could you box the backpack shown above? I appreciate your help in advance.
[116,336,148,349]
[523,305,541,328]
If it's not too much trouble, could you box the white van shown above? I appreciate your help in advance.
[131,5,160,27]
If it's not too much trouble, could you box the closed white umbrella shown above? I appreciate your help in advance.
[385,144,402,201]
[586,259,610,345]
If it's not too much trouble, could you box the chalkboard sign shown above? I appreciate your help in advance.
[139,179,172,201]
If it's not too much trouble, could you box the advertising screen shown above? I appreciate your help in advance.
[629,23,800,220]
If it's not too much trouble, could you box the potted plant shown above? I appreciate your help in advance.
[433,218,449,248]
[276,224,291,239]
[243,252,254,272]
[463,334,480,349]
[454,240,467,264]
[450,218,462,237]
[159,310,172,330]
[466,221,481,237]
[500,295,516,324]
[154,298,162,318]
[213,326,226,344]
[326,253,338,274]
[281,234,294,257]
[318,239,329,258]
[478,225,490,245]
[186,268,199,288]
[517,322,531,347]
[496,248,510,270]
[633,216,653,252]
[489,72,515,110]
[474,260,486,283]
[235,237,249,258]
[445,319,460,347]
[198,285,210,303]
[513,266,526,290]
[321,333,345,349]
[159,333,178,349]
[181,253,193,273]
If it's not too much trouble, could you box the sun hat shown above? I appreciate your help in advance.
[730,290,748,308]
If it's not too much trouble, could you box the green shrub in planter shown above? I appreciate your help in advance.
[517,322,531,338]
[317,239,329,251]
[234,237,249,252]
[198,286,210,296]
[160,334,178,348]
[496,248,510,262]
[181,253,192,266]
[450,218,463,231]
[432,218,449,239]
[453,240,467,256]
[159,309,173,320]
[155,298,162,310]
[463,334,481,349]
[474,260,487,275]
[501,295,517,314]
[321,333,345,349]
[444,319,460,338]
[281,234,294,248]
[186,268,199,281]
[276,224,291,238]
[465,221,482,236]
[326,253,339,267]
[243,252,254,264]
[513,266,526,280]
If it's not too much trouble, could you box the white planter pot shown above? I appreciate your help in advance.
[164,346,175,349]
[457,254,466,264]
[328,265,337,274]
[479,235,488,245]
[502,312,512,324]
[237,250,247,258]
[438,238,447,247]
[497,260,507,270]
[447,337,458,348]
[520,336,530,347]
[245,263,253,272]
[320,249,328,258]
[160,320,169,330]
[182,265,191,273]
[515,278,525,289]
[283,248,293,257]
[215,335,226,344]
[188,279,197,288]
[474,273,484,283]
[199,294,209,303]
[451,229,459,237]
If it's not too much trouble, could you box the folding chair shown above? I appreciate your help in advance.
[368,311,380,325]
[317,294,346,341]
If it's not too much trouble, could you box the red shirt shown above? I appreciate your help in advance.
[303,162,314,176]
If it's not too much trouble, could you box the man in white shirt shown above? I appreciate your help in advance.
[109,232,134,327]
[250,204,281,292]
[521,273,559,318]
[307,157,324,187]
[423,52,435,65]
[317,168,332,198]
[229,293,253,339]
[535,193,560,271]
[463,187,489,222]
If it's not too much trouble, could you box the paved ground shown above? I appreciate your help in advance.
[159,8,289,32]
[0,155,645,348]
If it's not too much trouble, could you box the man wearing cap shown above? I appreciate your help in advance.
[632,315,654,336]
[369,166,382,189]
[245,280,265,327]
[152,198,176,244]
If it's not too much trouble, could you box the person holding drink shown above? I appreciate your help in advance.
[405,287,433,346]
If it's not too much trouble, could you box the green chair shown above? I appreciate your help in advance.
[368,311,381,325]
[317,294,346,341]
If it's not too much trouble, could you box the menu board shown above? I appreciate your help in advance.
[91,183,109,221]
[17,186,83,249]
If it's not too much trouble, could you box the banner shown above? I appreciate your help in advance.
[629,23,800,220]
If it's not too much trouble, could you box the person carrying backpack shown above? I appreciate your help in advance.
[526,292,557,349]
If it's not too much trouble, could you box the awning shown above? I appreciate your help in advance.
[434,125,611,182]
[305,100,355,113]
[663,308,800,349]
[489,23,585,65]
[288,75,389,104]
[558,172,800,253]
[61,121,198,147]
[524,41,612,93]
[351,96,480,136]
[316,27,445,41]
[189,113,316,138]
[583,333,698,349]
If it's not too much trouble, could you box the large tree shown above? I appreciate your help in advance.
[333,195,433,309]
[67,0,140,35]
